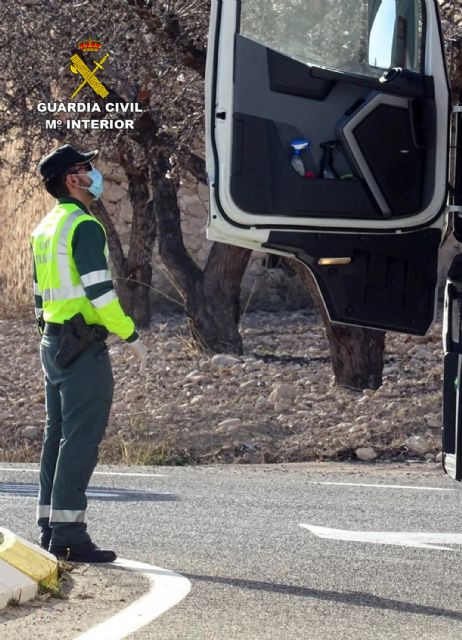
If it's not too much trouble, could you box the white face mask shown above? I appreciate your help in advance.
[77,168,104,200]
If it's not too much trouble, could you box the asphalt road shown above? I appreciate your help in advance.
[1,461,462,639]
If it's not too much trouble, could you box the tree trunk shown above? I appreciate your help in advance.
[119,162,157,327]
[95,160,157,328]
[151,151,251,353]
[93,200,127,278]
[289,259,385,390]
[189,242,251,354]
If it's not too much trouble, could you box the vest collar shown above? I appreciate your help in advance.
[57,197,91,216]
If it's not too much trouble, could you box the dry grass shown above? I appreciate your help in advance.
[99,433,193,466]
[0,139,54,308]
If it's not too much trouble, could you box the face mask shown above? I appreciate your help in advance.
[78,168,104,200]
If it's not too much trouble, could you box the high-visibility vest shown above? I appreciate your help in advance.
[31,202,112,325]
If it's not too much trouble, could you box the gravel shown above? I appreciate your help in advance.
[0,309,444,466]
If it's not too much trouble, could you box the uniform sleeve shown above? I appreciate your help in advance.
[72,220,138,341]
[32,253,43,319]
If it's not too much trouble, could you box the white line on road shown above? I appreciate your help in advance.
[95,471,167,478]
[300,524,462,550]
[74,558,191,640]
[313,481,454,492]
[0,468,166,478]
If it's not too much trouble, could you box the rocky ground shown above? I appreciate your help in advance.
[0,308,445,466]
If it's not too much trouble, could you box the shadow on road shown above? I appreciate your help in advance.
[0,482,178,502]
[184,573,462,621]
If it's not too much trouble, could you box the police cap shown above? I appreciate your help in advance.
[37,144,98,181]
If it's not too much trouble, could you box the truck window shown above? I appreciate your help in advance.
[240,0,423,78]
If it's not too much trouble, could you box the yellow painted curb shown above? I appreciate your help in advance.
[0,527,58,589]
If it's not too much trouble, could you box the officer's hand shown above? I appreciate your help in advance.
[127,338,147,374]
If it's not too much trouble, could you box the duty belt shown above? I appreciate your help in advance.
[44,322,63,336]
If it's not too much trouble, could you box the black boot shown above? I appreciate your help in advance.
[39,527,52,550]
[49,541,117,563]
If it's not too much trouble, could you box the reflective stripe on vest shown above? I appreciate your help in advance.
[92,290,117,307]
[80,269,112,287]
[39,208,85,302]
[31,203,109,324]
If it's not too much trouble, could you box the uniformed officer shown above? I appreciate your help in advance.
[32,144,147,563]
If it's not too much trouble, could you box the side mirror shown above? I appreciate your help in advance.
[368,0,397,69]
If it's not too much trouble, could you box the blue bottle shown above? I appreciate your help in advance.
[290,139,309,176]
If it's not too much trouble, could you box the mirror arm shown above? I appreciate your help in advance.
[379,67,403,84]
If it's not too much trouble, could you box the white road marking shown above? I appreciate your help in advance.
[74,558,191,640]
[312,481,454,492]
[94,471,167,478]
[0,468,166,478]
[300,524,462,551]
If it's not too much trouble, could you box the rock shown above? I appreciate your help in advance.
[184,370,201,380]
[239,380,256,389]
[0,313,450,467]
[335,422,352,430]
[211,354,242,368]
[426,415,442,429]
[242,362,258,373]
[197,181,209,203]
[349,424,367,434]
[104,182,127,202]
[355,447,378,461]
[424,453,436,462]
[405,435,433,456]
[22,426,41,439]
[216,418,242,433]
[235,453,253,464]
[120,200,134,223]
[274,400,292,412]
[255,396,268,408]
[269,384,297,403]
[382,366,399,376]
[426,426,441,439]
[182,371,207,385]
[436,452,443,463]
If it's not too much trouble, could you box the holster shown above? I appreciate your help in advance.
[55,313,108,369]
[37,313,45,336]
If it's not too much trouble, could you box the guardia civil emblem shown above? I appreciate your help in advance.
[70,39,110,99]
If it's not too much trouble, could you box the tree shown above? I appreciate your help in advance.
[0,0,251,353]
[288,261,385,389]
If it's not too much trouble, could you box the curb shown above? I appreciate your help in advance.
[0,527,58,609]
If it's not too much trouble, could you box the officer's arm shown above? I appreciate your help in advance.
[72,220,138,342]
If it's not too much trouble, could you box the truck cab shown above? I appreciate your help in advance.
[205,1,462,479]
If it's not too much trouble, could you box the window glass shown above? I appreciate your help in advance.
[240,0,423,78]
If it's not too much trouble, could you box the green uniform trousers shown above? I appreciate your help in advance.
[37,333,114,546]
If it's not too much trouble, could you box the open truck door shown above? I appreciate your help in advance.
[205,0,462,479]
[206,0,450,335]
